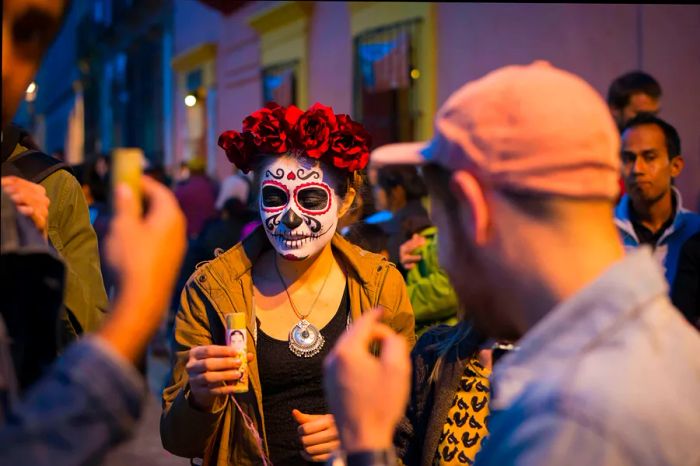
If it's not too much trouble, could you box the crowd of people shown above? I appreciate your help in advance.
[2,1,699,466]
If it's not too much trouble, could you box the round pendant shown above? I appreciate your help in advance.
[289,319,325,358]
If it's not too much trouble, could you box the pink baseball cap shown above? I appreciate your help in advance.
[371,61,621,200]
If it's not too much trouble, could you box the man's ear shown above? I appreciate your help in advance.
[337,186,357,218]
[449,170,489,245]
[670,155,684,178]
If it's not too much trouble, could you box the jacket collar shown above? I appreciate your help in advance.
[209,225,382,285]
[614,187,688,243]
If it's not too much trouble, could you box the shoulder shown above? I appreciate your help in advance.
[521,304,700,463]
[613,195,629,218]
[336,232,389,264]
[480,403,637,466]
[42,166,81,196]
[43,170,90,231]
[677,210,700,232]
[187,241,249,286]
[333,232,400,282]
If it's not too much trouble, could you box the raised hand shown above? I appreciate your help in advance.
[399,233,426,270]
[99,177,186,362]
[1,176,50,238]
[323,308,411,453]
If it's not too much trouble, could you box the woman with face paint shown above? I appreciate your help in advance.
[161,103,416,466]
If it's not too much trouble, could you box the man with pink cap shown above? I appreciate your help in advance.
[322,61,700,466]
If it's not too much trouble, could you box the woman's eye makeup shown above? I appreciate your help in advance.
[262,185,289,207]
[297,187,329,210]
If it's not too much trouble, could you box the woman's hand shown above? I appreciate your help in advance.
[292,409,340,462]
[186,345,254,411]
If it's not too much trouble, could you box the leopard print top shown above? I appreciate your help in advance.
[433,357,490,465]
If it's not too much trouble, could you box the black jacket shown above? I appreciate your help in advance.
[672,232,700,329]
[395,323,482,466]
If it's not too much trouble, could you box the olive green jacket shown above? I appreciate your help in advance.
[9,146,109,340]
[161,227,416,465]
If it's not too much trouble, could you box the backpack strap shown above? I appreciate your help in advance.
[1,150,73,184]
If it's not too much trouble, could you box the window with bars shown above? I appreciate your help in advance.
[262,60,299,107]
[353,18,421,148]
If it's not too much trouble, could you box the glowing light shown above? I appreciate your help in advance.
[25,82,38,102]
[410,69,421,80]
[184,94,197,107]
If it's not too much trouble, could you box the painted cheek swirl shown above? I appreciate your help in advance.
[303,216,323,233]
[265,212,283,232]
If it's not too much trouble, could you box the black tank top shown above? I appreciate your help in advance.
[257,286,349,465]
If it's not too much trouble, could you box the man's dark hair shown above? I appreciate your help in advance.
[343,222,389,254]
[377,166,427,201]
[607,71,662,110]
[622,113,681,158]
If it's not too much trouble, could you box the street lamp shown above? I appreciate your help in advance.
[184,93,197,107]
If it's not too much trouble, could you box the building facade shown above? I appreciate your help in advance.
[173,1,700,209]
[15,2,700,208]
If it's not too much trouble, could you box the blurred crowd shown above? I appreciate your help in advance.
[1,1,699,466]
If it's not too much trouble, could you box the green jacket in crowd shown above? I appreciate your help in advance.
[8,145,109,344]
[405,226,459,336]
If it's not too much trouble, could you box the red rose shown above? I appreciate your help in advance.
[294,103,337,158]
[243,103,288,154]
[328,114,372,171]
[218,130,255,173]
[284,104,303,128]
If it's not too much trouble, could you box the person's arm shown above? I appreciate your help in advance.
[0,177,187,464]
[324,309,410,465]
[407,266,459,325]
[45,170,109,333]
[393,336,432,465]
[403,237,458,325]
[160,283,229,458]
[0,338,144,465]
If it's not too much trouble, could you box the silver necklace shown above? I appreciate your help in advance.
[274,257,333,358]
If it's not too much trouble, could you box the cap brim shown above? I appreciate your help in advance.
[369,141,430,169]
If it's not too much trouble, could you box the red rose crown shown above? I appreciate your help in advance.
[218,102,371,173]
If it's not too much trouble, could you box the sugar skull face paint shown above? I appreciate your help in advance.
[260,157,340,260]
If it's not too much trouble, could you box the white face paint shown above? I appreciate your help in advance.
[259,157,341,261]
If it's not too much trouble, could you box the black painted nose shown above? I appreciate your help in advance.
[281,209,303,229]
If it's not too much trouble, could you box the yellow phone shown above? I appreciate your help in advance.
[111,148,144,215]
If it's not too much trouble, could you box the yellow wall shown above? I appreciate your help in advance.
[248,1,313,108]
[349,2,436,140]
